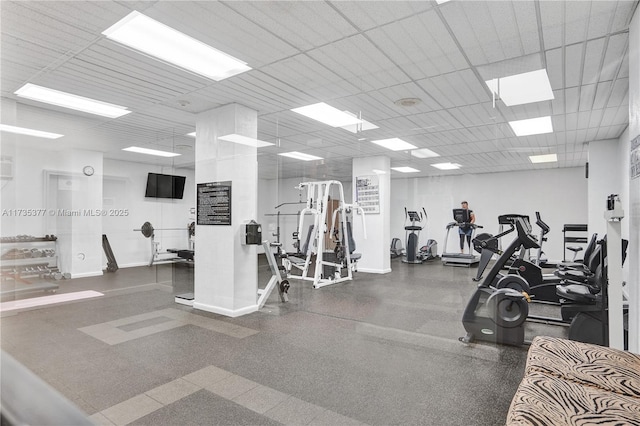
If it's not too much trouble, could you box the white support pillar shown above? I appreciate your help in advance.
[352,156,390,274]
[628,6,640,353]
[193,104,259,317]
[605,198,624,350]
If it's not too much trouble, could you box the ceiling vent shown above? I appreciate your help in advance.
[394,98,422,107]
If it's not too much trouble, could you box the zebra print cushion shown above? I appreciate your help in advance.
[526,335,640,398]
[506,370,640,425]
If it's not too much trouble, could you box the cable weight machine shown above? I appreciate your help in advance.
[282,181,366,289]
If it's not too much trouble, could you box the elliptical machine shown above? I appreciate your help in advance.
[402,208,437,263]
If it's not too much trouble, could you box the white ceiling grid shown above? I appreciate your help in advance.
[1,0,637,181]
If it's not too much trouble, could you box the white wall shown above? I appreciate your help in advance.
[390,167,588,262]
[102,159,195,268]
[1,145,105,277]
[587,139,622,237]
[258,168,587,266]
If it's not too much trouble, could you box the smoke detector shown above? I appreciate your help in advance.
[394,98,422,107]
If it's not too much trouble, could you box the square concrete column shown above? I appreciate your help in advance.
[193,104,259,317]
[352,156,391,273]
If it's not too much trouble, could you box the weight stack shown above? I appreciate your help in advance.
[322,251,338,279]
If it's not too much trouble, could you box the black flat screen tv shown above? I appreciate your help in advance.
[145,173,186,199]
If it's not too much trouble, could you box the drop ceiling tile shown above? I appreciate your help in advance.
[600,107,618,127]
[578,84,597,112]
[545,48,564,90]
[485,1,522,60]
[576,111,591,129]
[440,2,489,66]
[539,1,565,49]
[260,54,361,101]
[330,1,433,31]
[222,1,357,52]
[1,1,130,50]
[587,1,616,40]
[551,89,566,115]
[601,33,628,81]
[582,38,606,85]
[565,43,584,87]
[592,81,613,110]
[588,109,604,128]
[512,0,540,55]
[612,0,637,32]
[565,112,579,131]
[607,78,629,108]
[149,2,297,66]
[613,105,628,125]
[565,87,580,113]
[306,34,410,92]
[564,2,590,45]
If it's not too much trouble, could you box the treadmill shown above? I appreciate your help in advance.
[441,208,481,267]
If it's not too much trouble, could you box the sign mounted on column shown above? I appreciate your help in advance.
[197,181,232,225]
[355,175,380,214]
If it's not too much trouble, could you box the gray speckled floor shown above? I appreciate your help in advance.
[0,257,567,425]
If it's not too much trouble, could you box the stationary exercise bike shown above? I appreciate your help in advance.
[459,217,537,346]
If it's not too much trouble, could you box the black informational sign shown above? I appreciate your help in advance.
[197,181,232,225]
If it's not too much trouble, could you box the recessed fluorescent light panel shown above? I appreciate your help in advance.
[431,162,461,170]
[509,116,553,137]
[529,153,558,164]
[371,138,417,151]
[218,134,274,148]
[291,103,362,128]
[102,11,251,81]
[485,69,554,106]
[0,124,64,139]
[122,146,181,157]
[186,132,196,137]
[372,169,387,175]
[278,152,323,161]
[391,167,420,173]
[411,148,440,159]
[14,84,131,118]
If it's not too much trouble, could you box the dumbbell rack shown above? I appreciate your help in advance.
[0,235,60,299]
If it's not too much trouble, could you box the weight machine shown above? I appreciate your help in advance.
[257,241,290,308]
[133,221,195,266]
[282,181,366,289]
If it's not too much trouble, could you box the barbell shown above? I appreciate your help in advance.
[134,221,195,238]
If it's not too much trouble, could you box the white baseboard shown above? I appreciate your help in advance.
[71,271,104,279]
[357,268,392,274]
[192,302,258,318]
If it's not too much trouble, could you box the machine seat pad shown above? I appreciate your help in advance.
[404,226,422,231]
[556,284,598,303]
[555,269,593,283]
[287,256,306,265]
